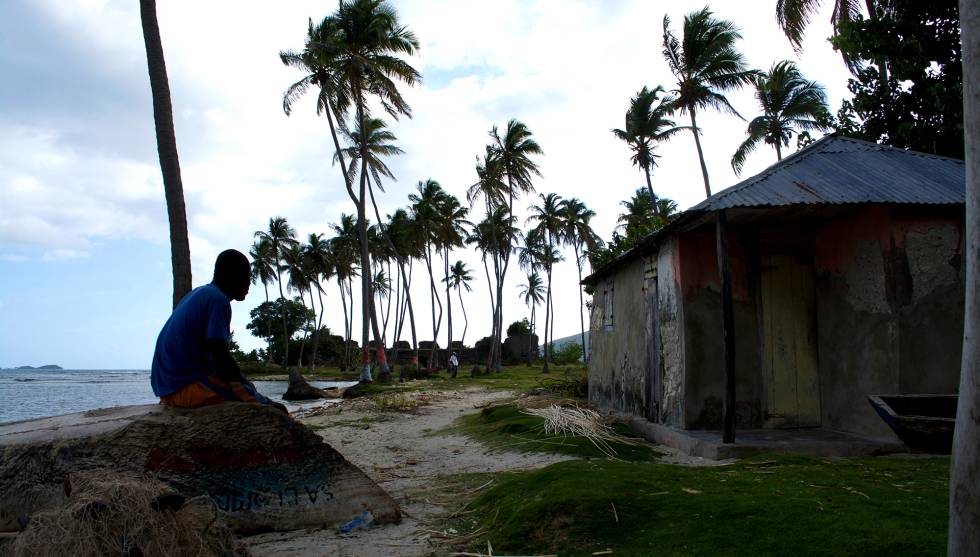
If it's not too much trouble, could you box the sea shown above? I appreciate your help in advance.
[0,368,355,424]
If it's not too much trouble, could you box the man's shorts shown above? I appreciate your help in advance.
[160,374,275,408]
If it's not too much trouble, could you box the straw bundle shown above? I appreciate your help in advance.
[521,404,638,458]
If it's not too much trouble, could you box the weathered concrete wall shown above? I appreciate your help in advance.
[815,205,964,437]
[588,257,649,416]
[657,238,685,426]
[675,225,764,429]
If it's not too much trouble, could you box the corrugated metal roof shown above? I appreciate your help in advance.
[690,135,965,211]
[582,135,965,285]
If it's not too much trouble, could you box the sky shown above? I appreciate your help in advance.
[0,0,855,369]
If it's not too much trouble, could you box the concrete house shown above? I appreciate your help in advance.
[584,136,965,451]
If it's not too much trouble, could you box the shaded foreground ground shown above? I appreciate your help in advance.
[245,367,949,556]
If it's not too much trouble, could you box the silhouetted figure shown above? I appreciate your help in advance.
[448,352,459,379]
[151,249,287,412]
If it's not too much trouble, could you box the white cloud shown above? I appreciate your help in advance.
[3,0,858,354]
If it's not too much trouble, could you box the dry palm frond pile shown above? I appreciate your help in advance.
[6,472,242,557]
[521,404,639,458]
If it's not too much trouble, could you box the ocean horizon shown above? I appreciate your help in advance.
[0,368,353,424]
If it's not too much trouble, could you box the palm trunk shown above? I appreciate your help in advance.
[297,288,309,367]
[402,259,420,368]
[575,242,588,364]
[543,263,553,373]
[312,280,325,371]
[526,303,535,366]
[949,1,980,552]
[444,247,453,366]
[262,281,272,363]
[348,278,356,368]
[643,166,660,219]
[458,288,468,346]
[274,253,289,367]
[139,0,191,309]
[339,280,349,371]
[689,108,712,197]
[775,142,783,161]
[424,245,443,368]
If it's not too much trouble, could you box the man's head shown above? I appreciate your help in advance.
[213,249,251,301]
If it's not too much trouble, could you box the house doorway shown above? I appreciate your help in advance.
[760,254,820,427]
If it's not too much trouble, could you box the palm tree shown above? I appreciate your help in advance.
[254,217,299,366]
[561,198,602,363]
[304,233,332,370]
[466,206,517,371]
[663,7,758,197]
[527,193,565,372]
[611,86,685,216]
[330,214,360,370]
[518,271,545,365]
[488,120,543,371]
[466,146,508,371]
[731,61,831,174]
[445,261,474,347]
[282,0,419,382]
[436,194,469,362]
[283,244,314,365]
[410,179,448,368]
[330,0,419,382]
[387,208,422,369]
[249,239,277,363]
[139,0,191,308]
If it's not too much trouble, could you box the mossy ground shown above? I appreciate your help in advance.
[448,455,949,557]
[437,401,949,556]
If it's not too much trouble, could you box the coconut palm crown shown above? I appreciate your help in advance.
[663,6,758,197]
[731,60,831,175]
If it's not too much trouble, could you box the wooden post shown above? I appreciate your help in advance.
[949,0,980,553]
[716,210,736,444]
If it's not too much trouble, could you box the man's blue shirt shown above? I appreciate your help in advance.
[151,283,232,397]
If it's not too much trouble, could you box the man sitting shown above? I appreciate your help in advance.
[151,249,287,413]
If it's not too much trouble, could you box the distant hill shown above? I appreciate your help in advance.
[9,364,63,370]
[549,331,589,360]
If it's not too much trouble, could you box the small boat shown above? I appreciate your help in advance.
[867,394,957,454]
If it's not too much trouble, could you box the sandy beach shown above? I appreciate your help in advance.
[244,388,572,557]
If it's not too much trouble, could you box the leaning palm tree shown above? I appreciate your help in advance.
[663,7,758,197]
[731,61,831,174]
[488,120,543,371]
[283,0,419,382]
[445,261,474,347]
[328,0,420,382]
[611,86,685,216]
[140,0,191,308]
[249,239,277,363]
[561,198,602,363]
[283,244,314,365]
[518,271,545,365]
[254,217,299,366]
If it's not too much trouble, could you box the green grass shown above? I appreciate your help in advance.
[453,455,949,556]
[445,404,660,461]
[365,364,588,394]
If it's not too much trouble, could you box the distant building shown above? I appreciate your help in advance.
[583,135,965,441]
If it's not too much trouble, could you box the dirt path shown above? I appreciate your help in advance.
[243,389,571,557]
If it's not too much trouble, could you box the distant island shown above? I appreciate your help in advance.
[9,365,63,370]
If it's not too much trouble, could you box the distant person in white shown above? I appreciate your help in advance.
[448,352,459,379]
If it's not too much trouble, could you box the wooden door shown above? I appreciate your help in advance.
[760,254,820,427]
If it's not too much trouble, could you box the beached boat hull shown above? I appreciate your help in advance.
[867,395,956,454]
[0,403,399,533]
